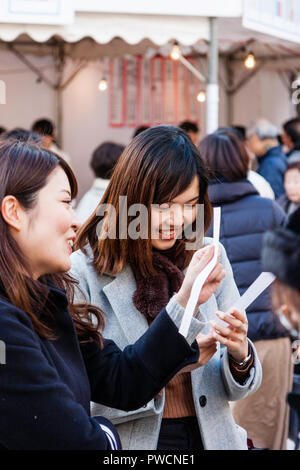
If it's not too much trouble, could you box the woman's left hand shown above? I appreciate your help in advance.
[210,309,249,363]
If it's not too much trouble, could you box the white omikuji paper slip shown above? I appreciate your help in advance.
[216,271,276,327]
[178,206,276,337]
[179,207,221,337]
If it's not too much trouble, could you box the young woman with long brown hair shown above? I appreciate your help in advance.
[71,125,262,450]
[0,137,229,450]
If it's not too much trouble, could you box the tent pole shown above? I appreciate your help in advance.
[55,43,65,148]
[206,17,219,134]
[56,87,63,148]
[225,56,234,126]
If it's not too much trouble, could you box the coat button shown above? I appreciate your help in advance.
[199,395,207,407]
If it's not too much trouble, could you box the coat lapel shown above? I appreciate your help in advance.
[102,264,149,344]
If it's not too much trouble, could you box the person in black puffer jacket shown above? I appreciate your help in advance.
[199,129,292,450]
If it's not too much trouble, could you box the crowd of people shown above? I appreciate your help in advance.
[0,114,299,451]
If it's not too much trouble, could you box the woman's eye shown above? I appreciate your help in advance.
[185,204,197,209]
[63,200,72,206]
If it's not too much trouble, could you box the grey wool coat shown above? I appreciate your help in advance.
[70,238,262,450]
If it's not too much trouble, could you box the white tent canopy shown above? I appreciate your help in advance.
[1,2,299,198]
[0,10,220,133]
[1,2,300,138]
[0,12,209,46]
[1,12,300,61]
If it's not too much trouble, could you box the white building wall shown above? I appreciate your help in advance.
[0,51,56,130]
[231,65,295,130]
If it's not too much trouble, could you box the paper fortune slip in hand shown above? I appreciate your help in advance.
[216,271,276,327]
[179,207,221,337]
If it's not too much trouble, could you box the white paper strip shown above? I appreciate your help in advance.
[179,207,221,337]
[216,271,276,328]
[231,272,276,313]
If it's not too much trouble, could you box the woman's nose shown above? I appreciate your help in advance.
[71,208,81,232]
[168,204,185,227]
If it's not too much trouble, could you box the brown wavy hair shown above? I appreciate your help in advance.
[76,125,212,278]
[0,139,104,345]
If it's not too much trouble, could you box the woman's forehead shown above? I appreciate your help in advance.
[41,166,71,195]
[167,176,199,203]
[286,169,300,178]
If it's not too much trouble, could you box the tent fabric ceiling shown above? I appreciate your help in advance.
[0,14,300,65]
[0,12,209,46]
[0,35,162,60]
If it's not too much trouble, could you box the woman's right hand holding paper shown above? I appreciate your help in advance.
[176,245,226,309]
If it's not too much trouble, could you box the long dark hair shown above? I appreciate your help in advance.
[0,139,104,345]
[76,125,212,278]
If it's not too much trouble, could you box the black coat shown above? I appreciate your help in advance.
[0,282,198,450]
[277,193,300,217]
[207,178,289,342]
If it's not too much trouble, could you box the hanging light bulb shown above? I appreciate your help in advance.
[170,42,181,60]
[244,52,256,69]
[197,90,206,103]
[98,78,107,91]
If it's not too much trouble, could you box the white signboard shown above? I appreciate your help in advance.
[75,0,243,17]
[0,0,74,24]
[243,0,300,44]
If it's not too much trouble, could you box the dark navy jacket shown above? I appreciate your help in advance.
[0,282,198,450]
[207,178,289,343]
[257,145,287,199]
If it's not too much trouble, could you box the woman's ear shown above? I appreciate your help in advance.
[1,196,24,232]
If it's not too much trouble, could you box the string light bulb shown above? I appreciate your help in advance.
[244,52,256,69]
[98,78,107,91]
[170,42,181,60]
[197,91,206,102]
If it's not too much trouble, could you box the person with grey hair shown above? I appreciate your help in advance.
[247,119,287,199]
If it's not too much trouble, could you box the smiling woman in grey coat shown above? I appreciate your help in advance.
[70,126,262,450]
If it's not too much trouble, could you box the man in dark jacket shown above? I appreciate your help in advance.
[247,118,287,199]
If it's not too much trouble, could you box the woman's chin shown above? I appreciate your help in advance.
[151,237,177,250]
[53,258,71,274]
